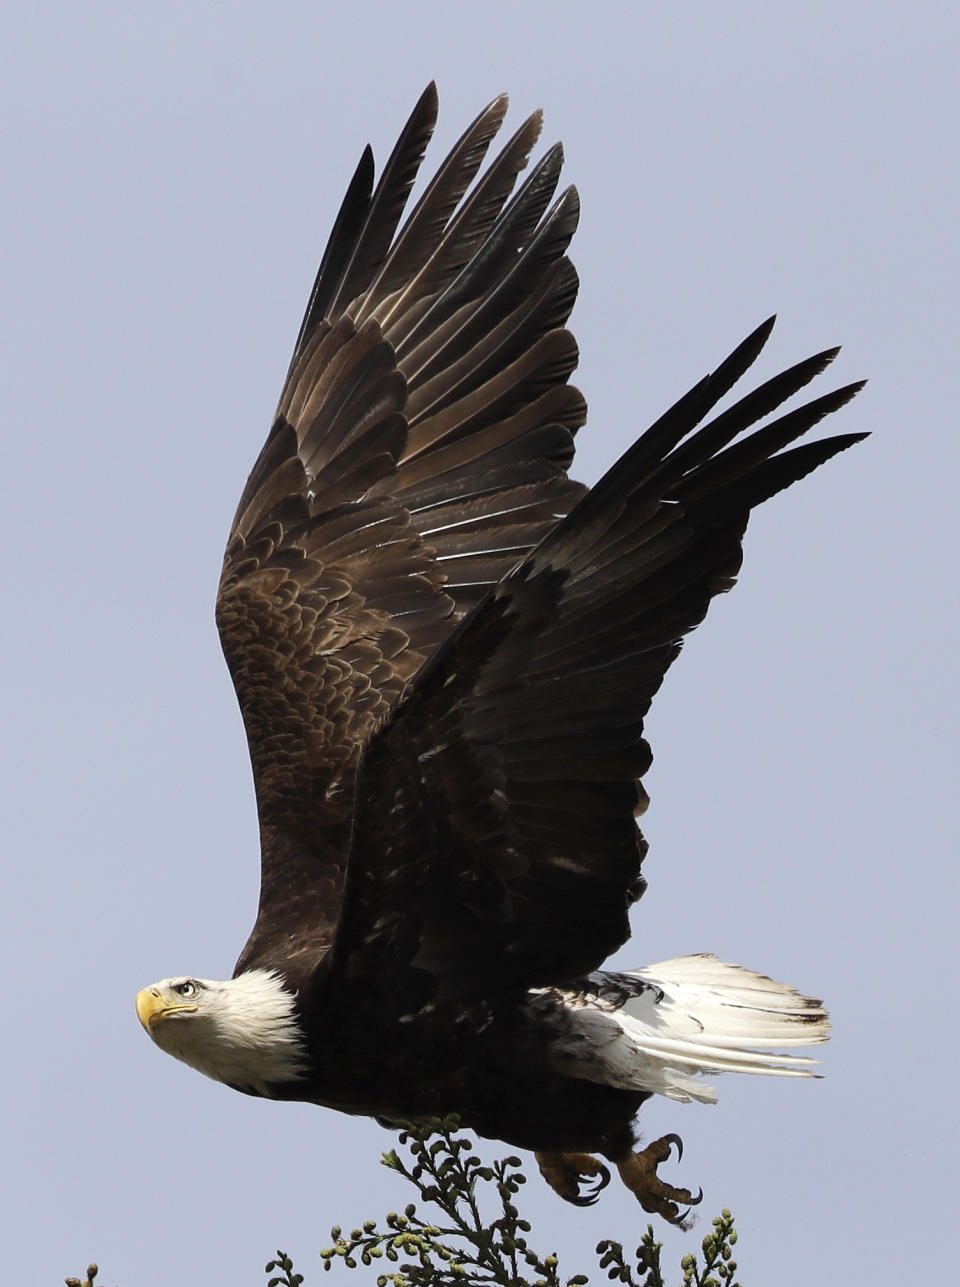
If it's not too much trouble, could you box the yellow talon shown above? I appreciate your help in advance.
[616,1134,703,1228]
[535,1150,611,1206]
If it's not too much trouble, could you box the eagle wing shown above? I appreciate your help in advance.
[330,319,865,1008]
[219,86,588,976]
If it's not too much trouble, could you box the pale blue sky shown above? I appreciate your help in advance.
[2,3,956,1284]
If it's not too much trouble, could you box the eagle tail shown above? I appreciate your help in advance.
[586,954,830,1105]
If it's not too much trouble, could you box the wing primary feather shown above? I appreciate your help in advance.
[352,94,510,327]
[661,347,842,480]
[402,185,580,398]
[689,430,868,516]
[672,382,868,504]
[326,83,440,319]
[287,148,374,371]
[375,111,545,347]
[396,142,566,363]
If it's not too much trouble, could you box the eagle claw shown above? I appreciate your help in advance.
[535,1151,611,1206]
[617,1134,703,1228]
[662,1132,684,1162]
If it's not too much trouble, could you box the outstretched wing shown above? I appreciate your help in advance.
[330,319,865,1009]
[219,86,588,976]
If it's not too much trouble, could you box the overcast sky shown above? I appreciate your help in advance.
[2,3,956,1284]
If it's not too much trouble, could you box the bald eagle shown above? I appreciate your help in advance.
[137,85,863,1222]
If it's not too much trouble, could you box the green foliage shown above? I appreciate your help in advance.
[267,1250,307,1286]
[596,1213,739,1287]
[307,1118,741,1287]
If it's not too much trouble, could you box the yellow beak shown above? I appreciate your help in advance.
[136,988,197,1031]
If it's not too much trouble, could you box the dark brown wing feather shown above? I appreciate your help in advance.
[330,319,866,1009]
[219,87,588,976]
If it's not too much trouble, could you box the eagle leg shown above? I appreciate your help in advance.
[616,1134,703,1228]
[535,1150,611,1206]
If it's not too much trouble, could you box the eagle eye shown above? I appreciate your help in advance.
[175,981,197,998]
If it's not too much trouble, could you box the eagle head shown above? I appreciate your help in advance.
[135,970,309,1096]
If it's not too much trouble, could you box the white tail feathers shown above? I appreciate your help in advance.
[559,954,830,1105]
